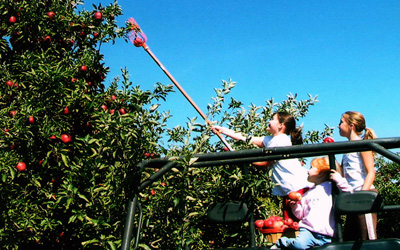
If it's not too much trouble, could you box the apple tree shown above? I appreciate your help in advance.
[0,0,173,249]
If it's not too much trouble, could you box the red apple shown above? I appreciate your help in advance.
[150,189,156,196]
[50,135,57,140]
[288,191,302,201]
[253,161,272,168]
[47,11,55,20]
[109,109,115,114]
[150,153,158,159]
[94,11,102,20]
[44,35,52,43]
[119,108,126,114]
[254,220,264,228]
[6,81,14,87]
[284,218,293,226]
[10,111,17,117]
[133,37,144,47]
[28,116,35,124]
[292,221,299,230]
[323,137,335,143]
[264,219,274,228]
[273,221,284,229]
[80,65,87,72]
[63,107,69,114]
[61,134,71,143]
[93,32,100,38]
[270,215,282,222]
[9,16,17,23]
[16,162,26,171]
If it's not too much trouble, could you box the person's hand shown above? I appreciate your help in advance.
[330,169,343,183]
[211,125,224,134]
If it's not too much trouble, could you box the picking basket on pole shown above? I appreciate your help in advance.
[127,18,233,151]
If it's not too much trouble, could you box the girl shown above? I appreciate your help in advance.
[273,157,353,249]
[337,111,378,240]
[212,111,312,220]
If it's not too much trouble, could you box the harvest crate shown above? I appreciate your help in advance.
[259,228,299,244]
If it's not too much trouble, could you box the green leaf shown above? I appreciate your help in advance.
[138,244,152,250]
[78,193,89,202]
[61,154,68,167]
[173,197,180,207]
[107,241,117,250]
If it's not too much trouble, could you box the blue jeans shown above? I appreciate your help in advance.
[276,227,332,249]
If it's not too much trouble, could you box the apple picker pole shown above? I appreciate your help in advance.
[127,18,234,151]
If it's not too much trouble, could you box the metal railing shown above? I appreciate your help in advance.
[121,137,400,250]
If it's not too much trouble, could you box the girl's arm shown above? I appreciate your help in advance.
[212,126,264,147]
[249,137,264,147]
[360,151,376,190]
[291,201,304,220]
[330,170,353,193]
[336,159,344,176]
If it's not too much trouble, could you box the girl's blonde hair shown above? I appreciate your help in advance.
[342,111,377,140]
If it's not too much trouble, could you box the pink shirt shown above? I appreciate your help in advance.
[292,180,353,237]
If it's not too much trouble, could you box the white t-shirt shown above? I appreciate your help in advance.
[341,152,375,191]
[262,134,312,196]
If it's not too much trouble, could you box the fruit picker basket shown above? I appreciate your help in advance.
[258,227,299,244]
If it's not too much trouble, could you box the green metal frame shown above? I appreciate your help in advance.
[121,137,400,250]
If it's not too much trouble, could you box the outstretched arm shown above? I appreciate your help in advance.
[212,126,264,147]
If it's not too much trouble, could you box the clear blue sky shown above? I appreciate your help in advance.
[80,0,400,143]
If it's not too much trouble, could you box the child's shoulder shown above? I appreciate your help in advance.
[270,134,291,146]
[318,181,333,192]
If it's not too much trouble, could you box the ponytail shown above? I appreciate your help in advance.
[290,126,303,145]
[364,128,377,140]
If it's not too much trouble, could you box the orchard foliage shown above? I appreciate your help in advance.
[139,80,334,249]
[1,0,173,249]
[1,1,398,250]
[135,80,400,249]
[374,157,400,238]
